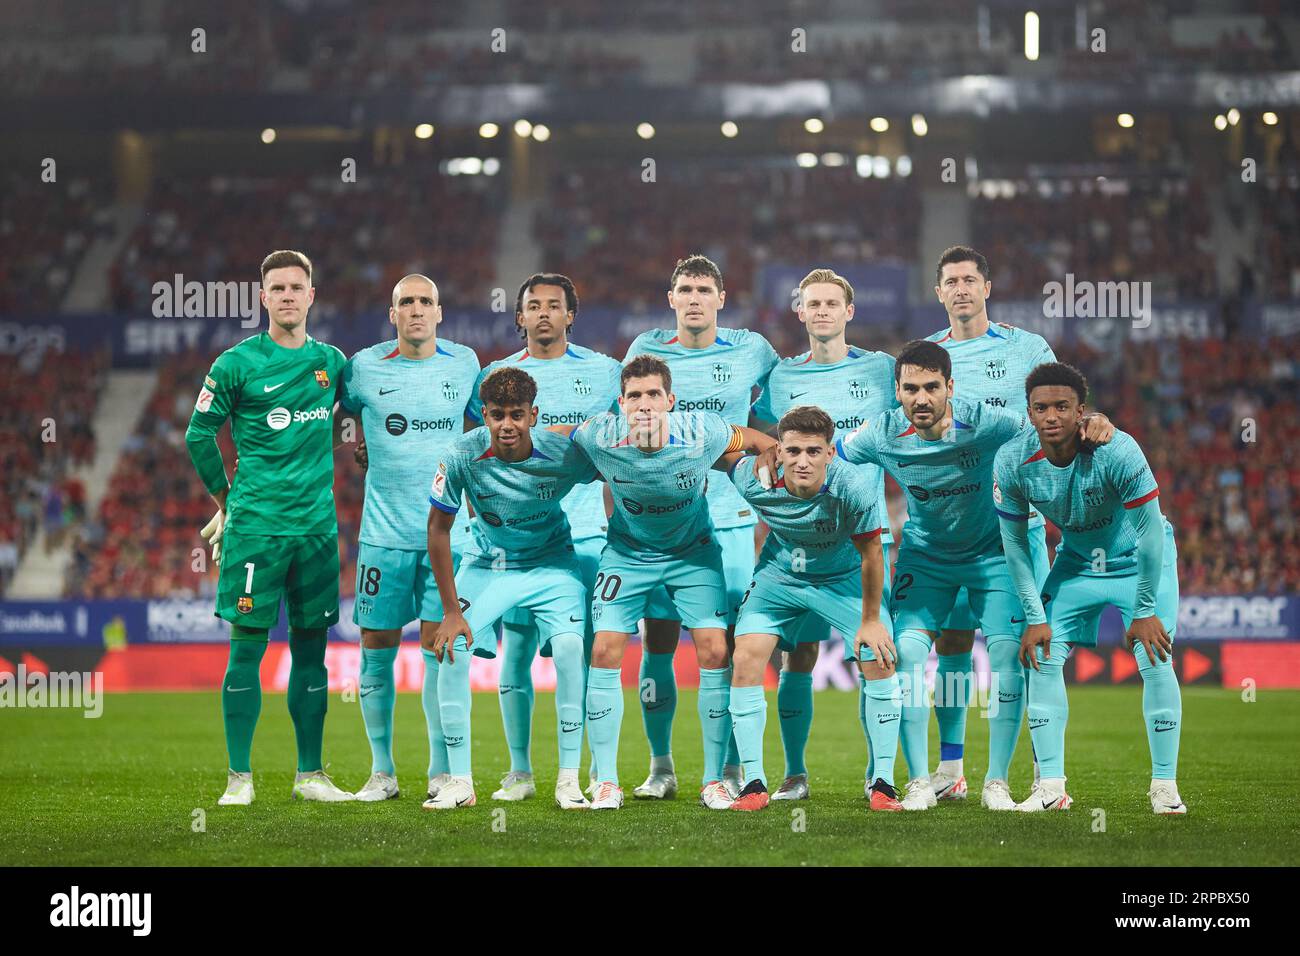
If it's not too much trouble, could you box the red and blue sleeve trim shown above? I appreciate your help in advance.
[1124,488,1160,509]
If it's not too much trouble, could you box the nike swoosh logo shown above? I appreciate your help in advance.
[379,387,399,395]
[569,616,582,623]
[308,684,327,693]
[588,708,612,720]
[263,383,285,392]
[456,795,473,807]
[714,610,728,617]
[359,685,380,698]
[877,714,900,724]
[225,686,251,693]
[645,701,669,711]
[611,476,633,484]
[707,709,728,719]
[789,392,808,400]
[561,725,580,733]
[1011,616,1025,624]
[894,460,918,468]
[477,492,500,499]
[1042,799,1059,809]
[1154,725,1177,733]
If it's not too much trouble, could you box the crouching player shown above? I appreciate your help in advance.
[725,406,902,811]
[424,367,599,810]
[994,362,1185,814]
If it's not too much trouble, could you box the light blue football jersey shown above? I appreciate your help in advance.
[730,455,881,584]
[570,410,737,562]
[428,427,597,569]
[927,323,1056,529]
[837,397,1026,563]
[623,327,778,531]
[753,345,897,544]
[467,344,621,541]
[993,428,1169,576]
[341,339,480,550]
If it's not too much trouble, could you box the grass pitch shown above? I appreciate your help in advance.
[2,686,1296,866]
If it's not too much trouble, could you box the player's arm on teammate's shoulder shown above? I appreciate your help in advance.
[726,425,776,483]
[1078,410,1114,446]
[851,527,895,668]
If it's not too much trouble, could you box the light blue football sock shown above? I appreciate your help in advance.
[1025,648,1068,779]
[436,637,474,777]
[639,651,676,758]
[863,674,902,788]
[985,638,1026,784]
[421,649,449,778]
[550,632,585,771]
[935,651,971,762]
[498,620,536,774]
[698,667,732,785]
[777,670,814,777]
[896,630,933,781]
[1135,641,1182,779]
[858,674,874,781]
[359,646,398,776]
[728,684,767,786]
[586,667,623,786]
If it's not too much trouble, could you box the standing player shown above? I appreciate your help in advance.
[832,340,1112,810]
[563,355,777,810]
[622,254,778,800]
[425,367,600,810]
[995,363,1185,814]
[466,274,620,802]
[186,249,353,805]
[751,267,897,800]
[922,245,1062,800]
[340,275,480,802]
[725,406,903,812]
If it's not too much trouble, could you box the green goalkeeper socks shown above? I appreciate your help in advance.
[222,628,268,773]
[287,628,328,773]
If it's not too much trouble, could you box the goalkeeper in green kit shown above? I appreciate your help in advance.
[185,250,354,805]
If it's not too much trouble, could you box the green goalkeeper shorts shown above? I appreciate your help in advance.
[216,527,341,633]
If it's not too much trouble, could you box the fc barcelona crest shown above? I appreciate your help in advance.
[537,482,555,500]
[315,369,330,388]
[985,359,1007,380]
[573,377,592,396]
[958,449,981,470]
[676,471,697,490]
[1083,486,1106,509]
[236,596,254,614]
[712,362,732,384]
[442,380,459,402]
[849,380,869,400]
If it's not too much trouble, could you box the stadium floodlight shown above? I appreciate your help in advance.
[870,116,889,133]
[461,157,483,175]
[260,128,276,144]
[804,117,824,134]
[637,122,655,139]
[1214,114,1228,130]
[532,124,551,141]
[514,119,533,137]
[414,124,434,139]
[1227,108,1241,126]
[479,122,500,138]
[795,152,818,168]
[821,152,846,167]
[1263,111,1279,126]
[896,155,913,177]
[721,121,739,138]
[1117,113,1135,128]
[483,157,501,175]
[873,155,891,178]
[856,154,874,177]
[911,113,928,136]
[1025,11,1040,61]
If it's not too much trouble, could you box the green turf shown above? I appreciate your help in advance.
[1,686,1296,866]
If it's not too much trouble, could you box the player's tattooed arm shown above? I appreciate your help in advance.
[851,531,895,670]
[426,506,472,662]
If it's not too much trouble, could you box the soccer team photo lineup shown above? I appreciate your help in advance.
[1,1,1298,887]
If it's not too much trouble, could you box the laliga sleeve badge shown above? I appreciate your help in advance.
[992,478,1003,505]
[236,596,254,614]
[196,387,215,413]
[315,369,331,388]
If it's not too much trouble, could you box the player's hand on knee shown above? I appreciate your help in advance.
[199,509,225,563]
[1126,615,1172,663]
[434,611,473,662]
[354,438,369,470]
[1020,622,1053,670]
[855,620,895,669]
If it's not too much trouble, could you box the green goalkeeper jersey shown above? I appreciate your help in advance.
[185,331,348,536]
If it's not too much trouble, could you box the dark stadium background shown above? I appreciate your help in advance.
[1,0,1297,693]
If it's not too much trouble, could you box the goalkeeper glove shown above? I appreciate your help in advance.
[200,509,226,564]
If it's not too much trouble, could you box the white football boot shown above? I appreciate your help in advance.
[422,777,476,810]
[589,781,624,810]
[901,778,938,811]
[699,780,734,810]
[354,772,400,802]
[427,773,451,800]
[632,769,678,800]
[555,772,591,810]
[292,770,354,802]
[771,774,810,801]
[218,770,254,806]
[721,764,744,799]
[1148,780,1187,815]
[981,779,1017,811]
[1016,777,1072,812]
[931,766,968,801]
[492,771,536,802]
